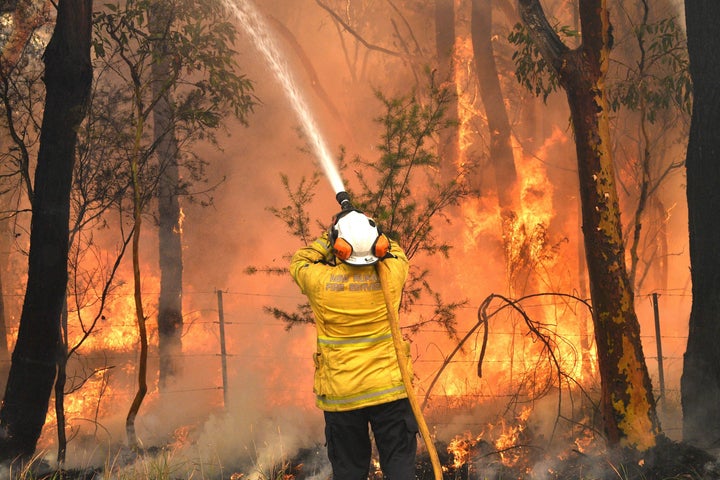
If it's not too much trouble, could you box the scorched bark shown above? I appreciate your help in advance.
[0,0,92,462]
[471,0,518,243]
[681,0,720,450]
[149,0,184,391]
[517,0,660,451]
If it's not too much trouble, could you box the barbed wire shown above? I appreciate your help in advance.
[0,286,695,300]
[0,287,691,421]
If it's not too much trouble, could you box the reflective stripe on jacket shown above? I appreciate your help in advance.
[290,236,411,411]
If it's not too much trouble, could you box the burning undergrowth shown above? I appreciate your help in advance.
[17,398,718,480]
[14,429,719,480]
[412,435,717,480]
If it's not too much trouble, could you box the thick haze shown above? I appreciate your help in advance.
[2,0,692,473]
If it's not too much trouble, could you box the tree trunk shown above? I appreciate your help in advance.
[0,266,7,359]
[435,0,459,180]
[0,0,92,462]
[471,0,517,211]
[125,115,149,449]
[55,302,68,464]
[681,0,720,450]
[126,203,148,449]
[125,74,149,451]
[471,0,519,279]
[149,1,184,391]
[518,0,660,451]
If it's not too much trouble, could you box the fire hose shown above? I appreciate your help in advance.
[376,259,443,480]
[334,191,442,478]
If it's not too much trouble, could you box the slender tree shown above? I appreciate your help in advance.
[148,1,184,391]
[607,1,690,292]
[263,81,469,337]
[470,0,519,259]
[0,0,93,462]
[517,0,660,451]
[0,0,52,375]
[435,0,460,181]
[472,0,518,195]
[681,0,720,450]
[92,0,255,445]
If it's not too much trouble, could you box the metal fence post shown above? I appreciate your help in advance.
[652,292,666,405]
[217,289,229,409]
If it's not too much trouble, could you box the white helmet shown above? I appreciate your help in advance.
[331,210,389,265]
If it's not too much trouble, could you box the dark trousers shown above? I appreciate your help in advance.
[323,398,418,480]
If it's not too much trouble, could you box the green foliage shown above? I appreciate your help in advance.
[508,22,570,102]
[87,0,258,216]
[92,0,256,143]
[348,82,466,260]
[510,12,690,121]
[607,15,691,122]
[260,78,470,333]
[266,172,321,246]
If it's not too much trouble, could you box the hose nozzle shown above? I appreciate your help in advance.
[336,191,353,211]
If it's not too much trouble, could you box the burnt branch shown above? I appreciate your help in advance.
[422,292,597,439]
[314,0,405,58]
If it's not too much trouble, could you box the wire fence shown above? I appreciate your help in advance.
[0,287,692,440]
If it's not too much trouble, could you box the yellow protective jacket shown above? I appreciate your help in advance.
[290,233,411,412]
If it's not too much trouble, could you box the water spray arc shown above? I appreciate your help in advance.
[223,0,346,195]
[228,1,441,477]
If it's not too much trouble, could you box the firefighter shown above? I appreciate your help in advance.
[290,208,418,480]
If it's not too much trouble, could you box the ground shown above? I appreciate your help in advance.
[13,436,720,480]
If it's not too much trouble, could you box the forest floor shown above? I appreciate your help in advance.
[18,435,720,480]
[413,435,720,480]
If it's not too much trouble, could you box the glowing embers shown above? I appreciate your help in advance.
[444,407,534,478]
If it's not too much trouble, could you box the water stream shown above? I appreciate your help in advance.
[223,0,346,195]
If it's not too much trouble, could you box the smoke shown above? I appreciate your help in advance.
[186,396,325,476]
[222,0,345,195]
[0,0,696,475]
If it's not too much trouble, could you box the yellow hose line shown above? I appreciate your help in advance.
[376,261,443,480]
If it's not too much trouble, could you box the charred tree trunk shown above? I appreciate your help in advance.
[471,0,519,261]
[0,267,7,360]
[0,0,53,369]
[0,0,92,462]
[149,1,184,391]
[518,0,660,451]
[435,0,459,179]
[55,302,68,464]
[681,0,720,450]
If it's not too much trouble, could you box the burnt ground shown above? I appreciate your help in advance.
[18,435,720,480]
[412,435,720,480]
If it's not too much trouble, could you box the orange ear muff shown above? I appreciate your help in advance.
[333,237,353,261]
[372,234,390,258]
